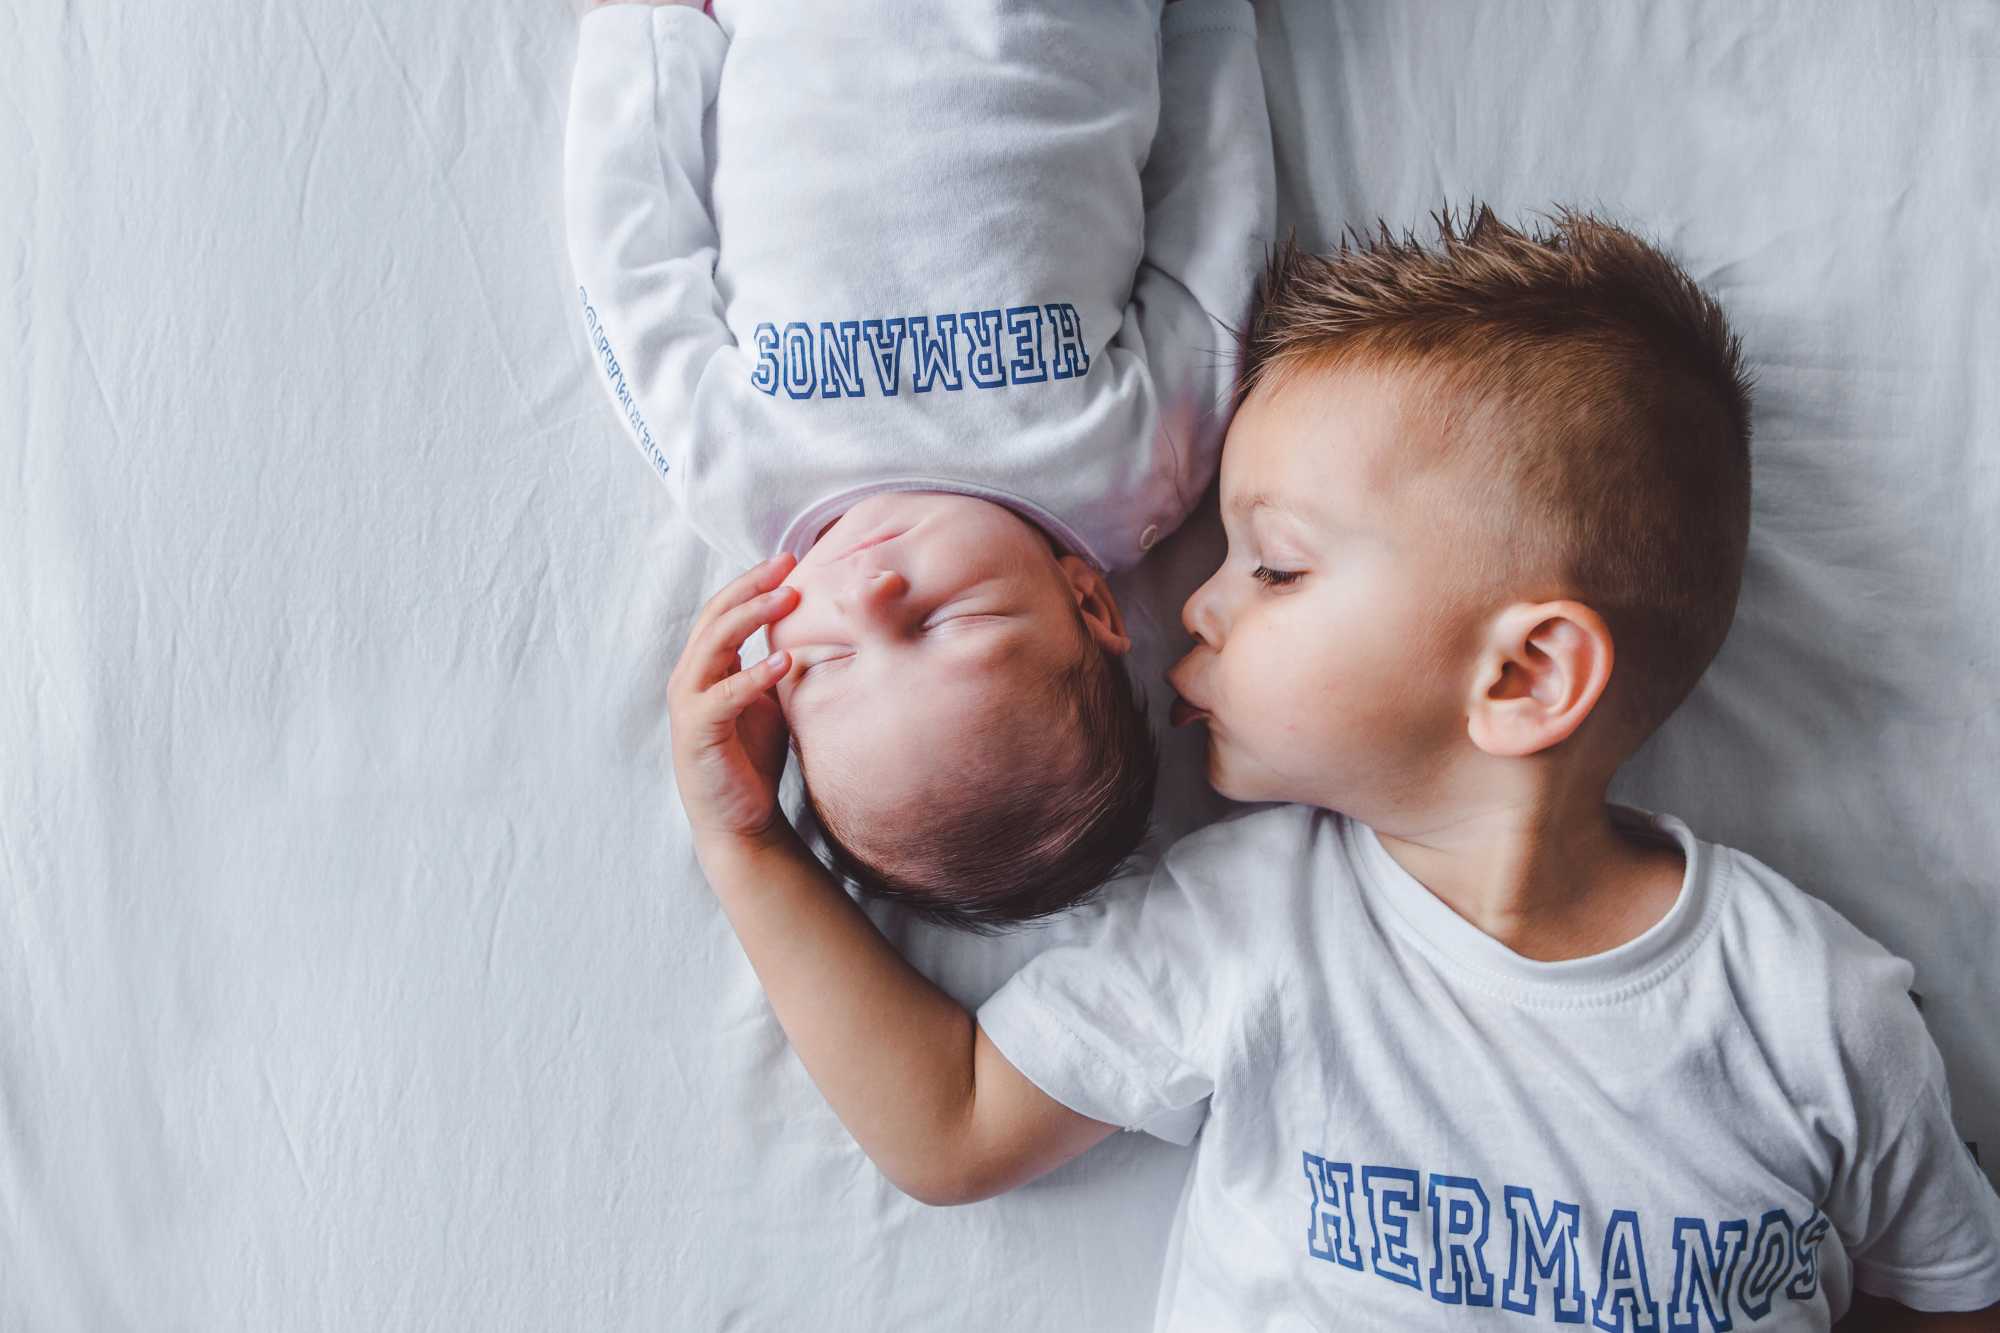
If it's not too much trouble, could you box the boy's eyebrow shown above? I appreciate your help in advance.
[1228,488,1355,537]
[1227,490,1298,520]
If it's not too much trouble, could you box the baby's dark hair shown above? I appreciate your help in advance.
[795,615,1157,935]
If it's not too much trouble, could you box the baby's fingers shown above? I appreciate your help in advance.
[687,584,799,688]
[694,650,792,738]
[673,554,799,690]
[692,553,798,641]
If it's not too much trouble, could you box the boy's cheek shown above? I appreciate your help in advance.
[1205,726,1305,806]
[1198,696,1282,799]
[1201,731,1257,802]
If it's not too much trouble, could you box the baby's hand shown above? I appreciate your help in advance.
[666,554,800,849]
[573,0,704,13]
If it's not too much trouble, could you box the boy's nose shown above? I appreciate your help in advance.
[1182,573,1224,647]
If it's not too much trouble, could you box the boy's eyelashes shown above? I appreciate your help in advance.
[1251,565,1304,588]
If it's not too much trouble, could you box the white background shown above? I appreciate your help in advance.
[4,2,1994,1328]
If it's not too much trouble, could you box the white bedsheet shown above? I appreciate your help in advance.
[4,2,1994,1328]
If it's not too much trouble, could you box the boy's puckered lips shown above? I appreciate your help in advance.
[1167,662,1211,728]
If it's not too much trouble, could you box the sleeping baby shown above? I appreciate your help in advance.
[563,0,1274,928]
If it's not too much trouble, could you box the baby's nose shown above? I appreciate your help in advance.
[836,567,908,617]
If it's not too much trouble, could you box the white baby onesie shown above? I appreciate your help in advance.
[977,804,2000,1332]
[563,0,1274,571]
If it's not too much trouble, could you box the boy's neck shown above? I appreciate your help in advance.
[1371,776,1685,963]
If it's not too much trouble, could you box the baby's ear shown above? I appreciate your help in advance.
[1057,555,1132,656]
[1464,600,1613,759]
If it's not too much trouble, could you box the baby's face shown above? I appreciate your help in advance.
[768,492,1092,817]
[1168,366,1491,820]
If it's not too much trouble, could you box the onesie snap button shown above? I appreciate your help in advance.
[1139,524,1161,550]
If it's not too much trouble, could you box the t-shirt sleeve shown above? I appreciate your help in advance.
[563,4,734,491]
[1137,0,1274,348]
[1826,990,2000,1311]
[975,849,1241,1146]
[1108,0,1276,545]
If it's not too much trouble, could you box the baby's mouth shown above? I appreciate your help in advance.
[1169,693,1210,728]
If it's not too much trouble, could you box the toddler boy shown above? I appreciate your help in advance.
[565,0,1273,929]
[666,209,2000,1328]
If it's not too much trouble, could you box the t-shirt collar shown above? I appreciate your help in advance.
[1342,805,1722,1002]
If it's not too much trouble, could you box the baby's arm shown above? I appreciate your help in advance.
[666,558,1119,1205]
[1118,0,1276,496]
[563,1,731,489]
[575,0,701,13]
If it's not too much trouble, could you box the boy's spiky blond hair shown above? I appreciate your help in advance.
[1243,206,1754,742]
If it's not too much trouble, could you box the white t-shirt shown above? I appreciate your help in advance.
[977,804,2000,1331]
[563,0,1274,571]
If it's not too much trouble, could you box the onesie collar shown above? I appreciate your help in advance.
[778,478,1110,572]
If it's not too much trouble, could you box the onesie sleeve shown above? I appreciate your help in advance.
[976,828,1258,1146]
[1824,992,2000,1311]
[1113,0,1276,526]
[563,5,733,494]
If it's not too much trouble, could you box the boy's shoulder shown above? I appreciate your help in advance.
[1709,830,1915,997]
[1162,807,1938,1078]
[1700,825,1941,1102]
[1157,801,1353,891]
[1066,804,1355,966]
[1147,805,1936,1080]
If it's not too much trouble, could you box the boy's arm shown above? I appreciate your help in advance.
[1821,974,2000,1321]
[1836,1293,2000,1331]
[666,557,1120,1205]
[563,2,733,488]
[697,831,1120,1204]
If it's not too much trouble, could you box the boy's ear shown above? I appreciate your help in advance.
[1057,555,1132,656]
[1465,600,1613,758]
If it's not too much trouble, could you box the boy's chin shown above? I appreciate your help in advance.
[1204,741,1267,805]
[1205,737,1317,809]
